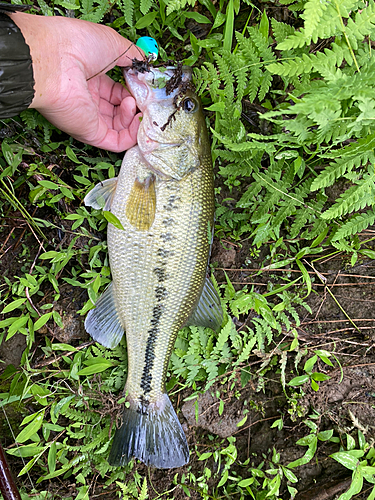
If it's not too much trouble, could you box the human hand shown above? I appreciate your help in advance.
[11,13,145,152]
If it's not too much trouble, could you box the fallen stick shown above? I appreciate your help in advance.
[0,442,21,500]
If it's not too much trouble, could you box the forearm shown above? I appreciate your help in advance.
[0,11,34,118]
[9,12,64,111]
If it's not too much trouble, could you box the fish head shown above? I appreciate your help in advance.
[125,65,210,180]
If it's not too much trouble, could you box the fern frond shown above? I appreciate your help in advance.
[276,28,312,50]
[311,132,375,190]
[267,54,313,78]
[347,1,375,40]
[248,26,276,63]
[139,0,152,14]
[332,208,375,240]
[271,18,295,44]
[321,171,375,219]
[20,109,38,129]
[235,331,257,365]
[302,0,329,39]
[165,0,194,16]
[117,0,134,26]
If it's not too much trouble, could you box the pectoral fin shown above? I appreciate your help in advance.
[84,178,117,210]
[186,277,223,331]
[126,175,156,231]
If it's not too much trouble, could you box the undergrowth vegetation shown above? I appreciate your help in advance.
[1,0,375,498]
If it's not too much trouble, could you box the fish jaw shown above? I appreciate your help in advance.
[125,66,208,180]
[124,66,192,111]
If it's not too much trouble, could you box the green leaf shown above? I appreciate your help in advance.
[360,249,375,259]
[77,359,113,376]
[288,374,310,386]
[296,259,312,296]
[315,350,334,367]
[2,298,27,314]
[288,435,317,468]
[52,310,64,328]
[223,0,234,51]
[7,315,29,340]
[103,211,124,230]
[16,410,45,443]
[330,452,359,471]
[6,445,44,457]
[184,11,211,23]
[311,379,319,391]
[358,430,366,450]
[347,434,356,451]
[51,343,78,352]
[52,395,75,421]
[266,474,281,497]
[212,11,226,30]
[317,429,334,441]
[311,372,330,381]
[219,399,224,415]
[367,485,375,500]
[135,11,157,28]
[34,313,52,330]
[60,186,74,200]
[238,477,254,487]
[66,146,81,163]
[205,102,226,112]
[237,415,248,427]
[48,442,56,474]
[40,251,62,260]
[38,180,59,190]
[304,355,317,373]
[282,466,298,483]
[339,466,363,500]
[218,469,228,487]
[259,9,269,39]
[2,142,14,166]
[198,452,212,460]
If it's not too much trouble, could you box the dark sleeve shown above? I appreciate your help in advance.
[0,4,35,119]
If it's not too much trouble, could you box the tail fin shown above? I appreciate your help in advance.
[108,394,189,469]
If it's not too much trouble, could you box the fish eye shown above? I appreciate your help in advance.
[182,97,197,113]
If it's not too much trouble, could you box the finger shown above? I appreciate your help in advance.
[70,108,141,152]
[113,96,137,130]
[98,98,114,118]
[97,76,131,105]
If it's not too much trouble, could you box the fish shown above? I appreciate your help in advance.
[83,64,223,469]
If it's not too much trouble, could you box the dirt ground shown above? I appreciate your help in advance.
[1,222,375,498]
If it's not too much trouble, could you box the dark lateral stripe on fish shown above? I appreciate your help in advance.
[141,247,169,394]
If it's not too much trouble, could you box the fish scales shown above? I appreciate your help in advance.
[109,146,214,403]
[84,65,222,469]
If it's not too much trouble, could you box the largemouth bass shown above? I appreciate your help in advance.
[84,64,222,469]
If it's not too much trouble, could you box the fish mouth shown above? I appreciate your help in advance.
[124,65,193,110]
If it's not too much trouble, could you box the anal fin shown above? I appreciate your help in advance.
[84,178,117,210]
[84,282,124,348]
[185,277,223,331]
